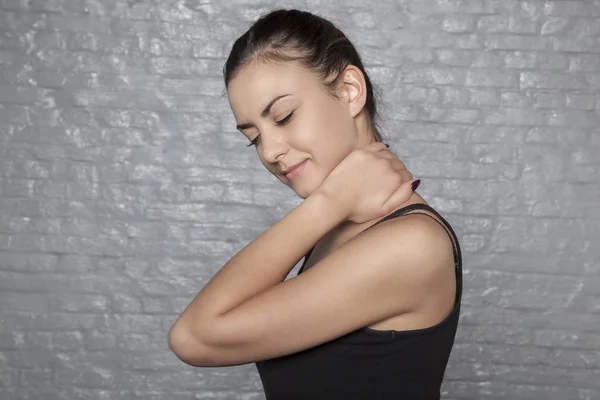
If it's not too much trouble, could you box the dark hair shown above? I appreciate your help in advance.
[223,8,386,143]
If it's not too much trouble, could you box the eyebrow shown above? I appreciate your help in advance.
[236,94,292,131]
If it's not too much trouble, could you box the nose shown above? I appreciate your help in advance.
[261,132,288,164]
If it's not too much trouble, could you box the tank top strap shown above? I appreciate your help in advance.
[362,203,461,271]
[364,203,464,309]
[299,203,462,276]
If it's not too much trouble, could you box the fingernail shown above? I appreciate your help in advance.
[411,179,421,191]
[384,143,389,148]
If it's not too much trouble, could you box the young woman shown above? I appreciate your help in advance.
[168,9,463,400]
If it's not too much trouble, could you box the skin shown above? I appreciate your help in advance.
[227,59,366,198]
[227,59,424,244]
[167,58,458,367]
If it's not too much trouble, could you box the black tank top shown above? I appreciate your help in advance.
[255,203,463,400]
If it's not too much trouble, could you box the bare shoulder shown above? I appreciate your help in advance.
[345,210,458,332]
[353,210,456,273]
[354,210,457,319]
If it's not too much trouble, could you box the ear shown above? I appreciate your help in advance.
[337,65,368,119]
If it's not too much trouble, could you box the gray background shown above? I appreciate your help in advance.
[0,0,599,399]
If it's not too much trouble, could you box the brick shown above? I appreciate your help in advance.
[569,54,600,72]
[478,15,510,33]
[468,69,519,88]
[544,1,600,17]
[437,49,474,66]
[443,15,476,33]
[541,17,572,35]
[535,330,600,350]
[484,34,551,51]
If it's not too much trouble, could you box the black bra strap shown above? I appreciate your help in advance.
[299,203,462,274]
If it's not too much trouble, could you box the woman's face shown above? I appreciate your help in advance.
[227,60,371,199]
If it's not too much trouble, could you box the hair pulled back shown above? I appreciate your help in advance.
[223,8,385,142]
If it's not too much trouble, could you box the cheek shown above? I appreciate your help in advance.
[307,101,352,145]
[307,118,353,175]
[321,108,354,155]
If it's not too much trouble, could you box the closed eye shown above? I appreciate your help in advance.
[275,111,294,126]
[247,111,295,147]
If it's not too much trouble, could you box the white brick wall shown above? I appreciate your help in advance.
[0,0,599,399]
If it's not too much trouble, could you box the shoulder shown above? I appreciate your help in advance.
[349,210,455,286]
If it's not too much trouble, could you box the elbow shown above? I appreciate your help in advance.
[168,323,217,367]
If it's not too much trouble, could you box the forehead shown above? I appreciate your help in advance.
[227,61,321,116]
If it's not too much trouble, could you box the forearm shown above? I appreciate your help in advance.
[171,191,344,330]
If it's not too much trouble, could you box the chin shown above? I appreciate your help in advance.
[294,181,322,200]
[289,185,309,199]
[280,169,323,199]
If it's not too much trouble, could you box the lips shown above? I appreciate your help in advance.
[284,160,308,180]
